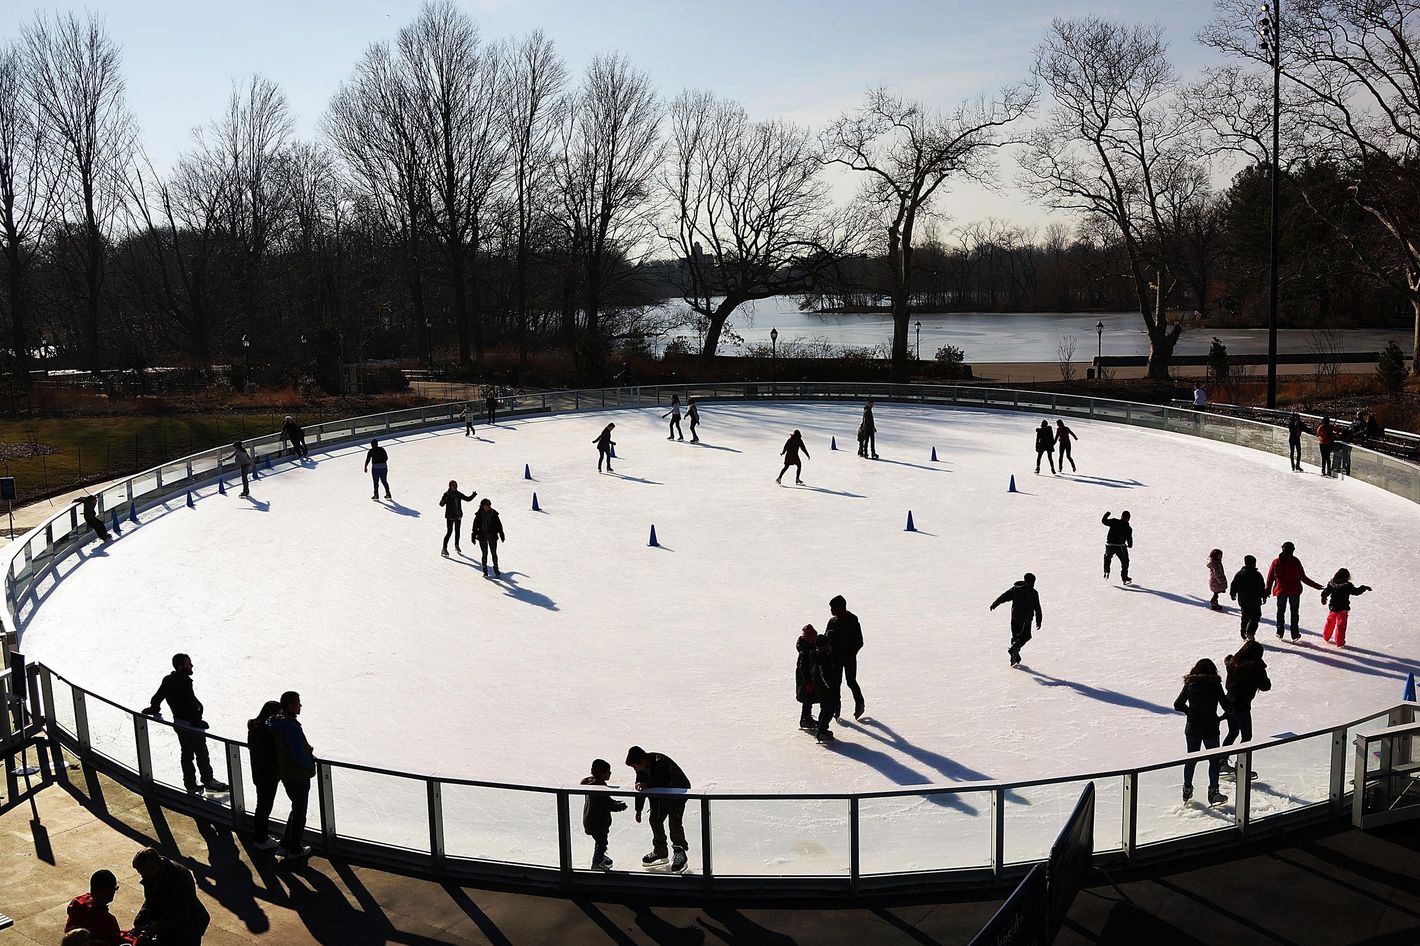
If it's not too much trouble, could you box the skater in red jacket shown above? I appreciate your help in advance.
[1265,542,1323,642]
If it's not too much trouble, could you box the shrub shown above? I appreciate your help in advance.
[1206,337,1230,383]
[934,344,966,366]
[1377,340,1410,394]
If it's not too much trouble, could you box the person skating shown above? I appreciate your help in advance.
[130,848,210,946]
[1034,421,1056,474]
[990,572,1043,667]
[825,595,865,719]
[626,746,692,873]
[810,632,842,741]
[1287,413,1306,471]
[268,690,315,859]
[664,395,684,441]
[471,497,505,577]
[281,415,308,458]
[687,398,701,442]
[1055,419,1078,472]
[796,624,820,730]
[64,869,123,946]
[143,654,228,795]
[438,480,478,557]
[1173,658,1232,806]
[1229,555,1269,640]
[485,387,498,426]
[247,699,283,852]
[71,494,112,544]
[1320,568,1372,647]
[776,429,810,485]
[1101,510,1133,584]
[1266,541,1322,642]
[225,440,255,497]
[581,758,628,871]
[859,400,878,459]
[1220,640,1271,780]
[594,423,616,473]
[459,402,476,437]
[1193,385,1208,407]
[364,439,391,499]
[1317,415,1337,477]
[1206,549,1227,611]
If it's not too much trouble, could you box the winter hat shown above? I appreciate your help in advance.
[801,624,817,637]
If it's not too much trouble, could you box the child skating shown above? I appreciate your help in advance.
[664,395,684,441]
[1207,549,1227,611]
[1320,568,1372,647]
[580,758,628,871]
[777,430,810,484]
[593,423,616,473]
[1229,555,1269,640]
[687,398,701,442]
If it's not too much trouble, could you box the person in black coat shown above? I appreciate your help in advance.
[825,595,865,719]
[438,481,478,557]
[1221,640,1271,779]
[143,654,227,794]
[777,430,810,485]
[247,700,282,850]
[687,398,701,443]
[1228,555,1269,640]
[1101,510,1133,584]
[1034,421,1056,474]
[281,415,307,459]
[1173,658,1232,805]
[626,746,692,872]
[795,625,820,729]
[130,848,210,946]
[1287,413,1306,471]
[990,573,1043,667]
[485,388,498,426]
[470,498,506,577]
[71,494,112,544]
[593,423,616,473]
[580,758,627,871]
[810,633,843,741]
[1055,419,1078,472]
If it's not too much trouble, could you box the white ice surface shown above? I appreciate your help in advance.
[15,402,1420,872]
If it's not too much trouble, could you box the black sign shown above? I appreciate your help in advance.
[7,651,24,703]
[968,863,1047,946]
[0,477,14,501]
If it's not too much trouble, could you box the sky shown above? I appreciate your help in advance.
[0,0,1231,232]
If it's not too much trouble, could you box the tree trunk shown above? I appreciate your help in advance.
[1146,320,1182,380]
[699,294,746,360]
[450,245,471,368]
[1412,296,1420,370]
[4,249,31,383]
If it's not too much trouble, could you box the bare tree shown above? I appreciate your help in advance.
[1057,334,1078,380]
[1021,18,1207,380]
[554,52,663,368]
[660,90,847,359]
[822,85,1034,381]
[24,10,135,372]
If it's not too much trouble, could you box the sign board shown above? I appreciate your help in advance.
[0,477,15,501]
[8,651,24,703]
[968,863,1048,946]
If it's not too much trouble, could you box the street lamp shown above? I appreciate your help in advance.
[1096,321,1105,376]
[424,317,433,371]
[1259,2,1282,408]
[770,327,778,393]
[39,336,48,377]
[241,334,250,372]
[915,320,922,361]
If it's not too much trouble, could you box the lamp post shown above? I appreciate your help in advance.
[424,317,433,371]
[241,334,250,372]
[1260,2,1282,408]
[770,327,778,394]
[915,320,922,361]
[39,337,48,377]
[1096,321,1105,377]
[299,333,307,370]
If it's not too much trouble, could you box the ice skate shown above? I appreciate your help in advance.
[593,855,613,871]
[1121,576,1133,585]
[795,479,803,485]
[1210,602,1223,612]
[441,549,450,558]
[494,566,501,578]
[482,565,488,577]
[815,729,835,743]
[203,778,230,792]
[1208,789,1228,806]
[670,847,688,872]
[642,850,668,866]
[253,836,280,852]
[1182,785,1193,804]
[277,843,313,862]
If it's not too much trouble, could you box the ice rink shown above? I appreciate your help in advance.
[12,401,1420,870]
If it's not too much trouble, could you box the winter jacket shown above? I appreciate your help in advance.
[268,715,315,782]
[1322,581,1371,612]
[1316,423,1336,447]
[632,752,691,816]
[1101,513,1133,547]
[811,640,842,702]
[1229,565,1268,613]
[1224,642,1272,705]
[1288,417,1306,443]
[991,581,1043,626]
[593,428,615,450]
[580,776,627,835]
[825,611,863,656]
[439,489,476,520]
[688,404,700,424]
[1173,673,1232,739]
[1035,426,1055,451]
[471,507,505,540]
[861,407,876,434]
[228,445,253,469]
[146,672,205,725]
[1266,554,1321,597]
[796,635,819,704]
[1207,558,1227,594]
[132,857,210,946]
[366,445,389,466]
[781,434,808,461]
[282,418,305,444]
[248,716,279,785]
[1056,424,1076,445]
[65,893,123,946]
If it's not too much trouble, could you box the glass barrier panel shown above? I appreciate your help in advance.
[1004,777,1124,865]
[441,783,561,868]
[161,462,190,490]
[563,791,704,875]
[238,746,291,828]
[1128,404,1168,429]
[190,451,221,479]
[146,720,228,792]
[1135,759,1235,847]
[858,789,991,874]
[1247,733,1334,821]
[84,698,140,774]
[1349,713,1394,779]
[708,796,848,877]
[328,766,430,852]
[130,475,159,504]
[49,675,78,738]
[99,484,128,513]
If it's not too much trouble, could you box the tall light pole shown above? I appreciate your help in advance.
[1261,2,1282,408]
[1096,320,1104,377]
[241,334,250,372]
[424,317,433,371]
[770,327,778,394]
[915,319,922,361]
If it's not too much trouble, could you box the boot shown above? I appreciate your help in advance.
[1208,789,1229,806]
[671,847,688,872]
[642,850,668,866]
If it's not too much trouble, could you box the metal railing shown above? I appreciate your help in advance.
[6,381,1420,895]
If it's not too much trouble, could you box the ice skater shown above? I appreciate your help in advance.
[1034,421,1056,474]
[485,387,498,426]
[1265,541,1322,642]
[364,439,391,499]
[1221,640,1270,780]
[281,415,308,459]
[143,654,228,795]
[460,402,476,437]
[810,631,842,742]
[1055,419,1077,472]
[859,400,878,459]
[1317,415,1337,476]
[1101,510,1133,584]
[225,440,255,497]
[438,480,477,557]
[1287,413,1306,471]
[580,758,627,871]
[594,423,616,472]
[687,398,701,442]
[1173,658,1231,807]
[71,494,112,544]
[796,624,820,730]
[471,497,505,577]
[626,746,691,873]
[1229,555,1268,640]
[664,395,684,440]
[1207,549,1227,611]
[1320,568,1372,647]
[777,429,810,484]
[990,572,1043,667]
[826,594,865,719]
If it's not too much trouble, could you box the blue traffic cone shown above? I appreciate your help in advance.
[186,492,195,508]
[532,492,540,512]
[931,446,938,462]
[524,463,532,480]
[264,455,272,470]
[1405,672,1416,702]
[218,478,227,495]
[128,504,139,525]
[831,436,838,451]
[110,511,121,536]
[648,525,659,547]
[905,510,916,532]
[1008,475,1018,493]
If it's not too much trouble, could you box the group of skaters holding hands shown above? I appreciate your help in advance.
[1287,410,1381,477]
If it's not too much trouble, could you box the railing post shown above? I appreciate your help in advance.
[849,796,861,894]
[428,779,446,874]
[225,742,245,827]
[989,787,1005,878]
[1121,772,1137,859]
[1236,750,1253,836]
[134,713,154,784]
[186,460,193,483]
[700,797,713,889]
[155,468,163,490]
[72,689,91,755]
[556,789,573,889]
[317,761,337,851]
[1330,725,1350,811]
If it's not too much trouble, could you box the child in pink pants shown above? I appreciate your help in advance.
[1320,568,1372,647]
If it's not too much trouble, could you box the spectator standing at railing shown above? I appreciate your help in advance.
[268,690,314,860]
[1316,416,1337,476]
[64,869,122,946]
[1287,413,1307,472]
[1055,419,1078,472]
[1034,421,1056,474]
[71,494,112,544]
[1173,658,1231,807]
[1229,555,1268,640]
[224,441,254,498]
[130,847,209,946]
[280,415,307,459]
[1193,385,1208,407]
[247,700,283,852]
[364,439,392,500]
[626,746,691,873]
[143,654,228,796]
[485,387,498,426]
[1266,541,1323,642]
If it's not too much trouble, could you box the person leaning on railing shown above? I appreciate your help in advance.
[143,654,228,796]
[267,690,315,859]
